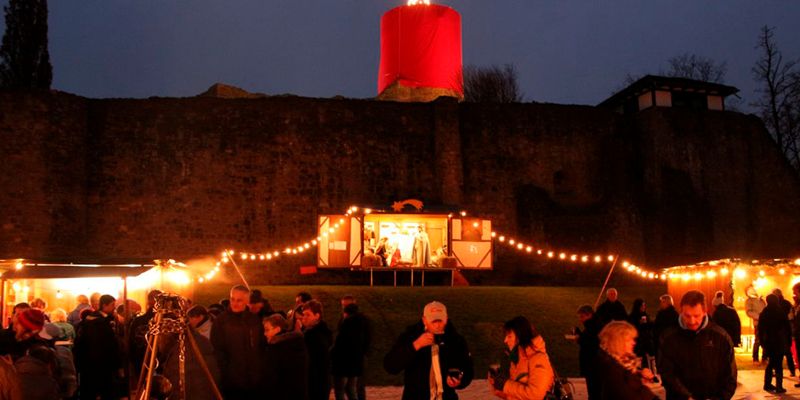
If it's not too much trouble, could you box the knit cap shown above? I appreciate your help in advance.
[17,308,45,332]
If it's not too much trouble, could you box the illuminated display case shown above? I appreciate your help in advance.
[317,213,492,270]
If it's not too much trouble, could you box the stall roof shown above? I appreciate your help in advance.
[0,259,156,279]
[662,258,800,272]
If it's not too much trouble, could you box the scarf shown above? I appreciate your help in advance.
[430,344,444,400]
[604,349,640,374]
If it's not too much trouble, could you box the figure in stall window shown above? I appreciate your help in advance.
[375,237,389,267]
[431,245,448,267]
[412,225,431,267]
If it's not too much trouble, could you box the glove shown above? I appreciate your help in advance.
[493,374,508,391]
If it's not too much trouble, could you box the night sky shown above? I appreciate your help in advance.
[4,1,800,109]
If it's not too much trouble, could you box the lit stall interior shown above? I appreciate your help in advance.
[364,213,448,266]
[0,260,194,327]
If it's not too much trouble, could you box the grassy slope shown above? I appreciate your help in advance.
[195,284,666,386]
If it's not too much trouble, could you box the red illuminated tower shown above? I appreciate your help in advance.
[377,1,463,102]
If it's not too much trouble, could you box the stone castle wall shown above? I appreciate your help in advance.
[1,91,799,284]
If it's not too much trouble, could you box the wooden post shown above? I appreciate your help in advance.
[0,279,5,329]
[594,256,620,310]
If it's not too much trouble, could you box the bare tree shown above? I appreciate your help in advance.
[0,0,52,89]
[752,26,800,170]
[665,53,727,83]
[462,64,523,103]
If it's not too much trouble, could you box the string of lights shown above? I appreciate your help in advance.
[198,205,672,283]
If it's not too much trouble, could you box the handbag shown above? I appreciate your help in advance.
[545,367,574,400]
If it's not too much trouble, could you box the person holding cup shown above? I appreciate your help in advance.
[384,301,474,399]
[488,316,554,400]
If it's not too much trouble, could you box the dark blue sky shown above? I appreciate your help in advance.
[6,1,800,107]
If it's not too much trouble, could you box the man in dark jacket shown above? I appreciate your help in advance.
[654,294,680,349]
[575,305,601,400]
[384,301,474,400]
[74,294,122,400]
[128,289,161,377]
[596,288,627,326]
[300,299,333,400]
[210,285,263,400]
[659,290,737,400]
[773,288,796,376]
[262,313,308,400]
[711,291,742,347]
[332,301,371,400]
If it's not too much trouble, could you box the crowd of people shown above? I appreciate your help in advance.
[1,283,798,400]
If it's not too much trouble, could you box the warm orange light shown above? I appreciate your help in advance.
[559,253,566,260]
[720,268,729,276]
[607,255,615,262]
[526,246,532,253]
[509,239,515,245]
[15,262,23,270]
[547,251,554,258]
[472,222,479,228]
[407,0,430,5]
[570,255,577,261]
[594,256,602,263]
[498,236,505,242]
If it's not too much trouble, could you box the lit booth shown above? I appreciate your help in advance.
[317,212,492,286]
[664,258,800,356]
[0,259,194,328]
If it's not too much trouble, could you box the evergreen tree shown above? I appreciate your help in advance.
[0,0,52,89]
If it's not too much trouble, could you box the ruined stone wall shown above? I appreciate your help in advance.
[1,91,799,284]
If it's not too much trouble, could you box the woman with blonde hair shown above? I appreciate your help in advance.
[596,321,658,400]
[488,316,554,400]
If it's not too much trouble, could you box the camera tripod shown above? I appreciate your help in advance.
[135,293,223,400]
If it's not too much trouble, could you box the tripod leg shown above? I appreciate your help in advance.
[186,329,224,400]
[138,312,163,400]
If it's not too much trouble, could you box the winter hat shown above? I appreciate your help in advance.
[17,308,45,332]
[423,301,447,322]
[712,291,724,306]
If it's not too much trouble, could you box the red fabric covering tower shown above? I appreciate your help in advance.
[377,2,463,102]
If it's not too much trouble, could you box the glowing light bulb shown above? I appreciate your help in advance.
[250,254,256,260]
[259,255,265,260]
[365,208,372,214]
[339,218,344,224]
[547,251,554,258]
[498,236,505,242]
[312,240,317,245]
[241,253,248,260]
[607,255,615,262]
[491,232,497,238]
[517,243,523,250]
[559,253,566,260]
[720,268,729,276]
[267,254,273,260]
[509,239,515,245]
[706,270,717,278]
[759,270,765,277]
[622,261,630,268]
[460,211,467,217]
[660,274,668,281]
[594,256,602,263]
[198,277,205,283]
[537,250,543,255]
[795,258,800,266]
[734,268,746,279]
[526,246,533,253]
[472,222,479,228]
[581,256,589,263]
[273,251,279,257]
[570,255,577,261]
[694,272,703,280]
[15,262,23,270]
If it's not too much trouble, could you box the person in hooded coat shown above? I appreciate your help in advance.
[262,314,308,400]
[759,293,791,394]
[488,316,554,400]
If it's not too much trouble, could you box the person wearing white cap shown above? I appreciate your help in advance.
[384,301,474,400]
